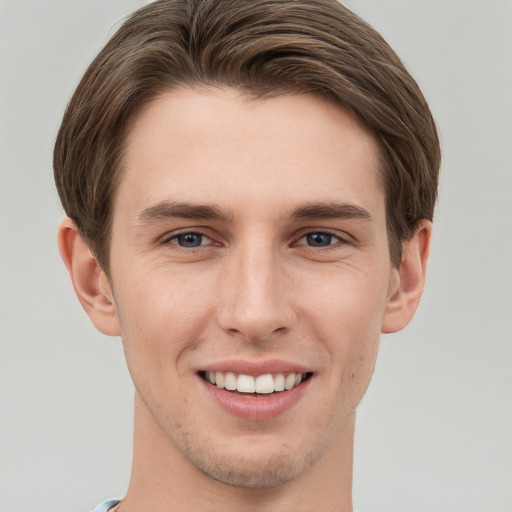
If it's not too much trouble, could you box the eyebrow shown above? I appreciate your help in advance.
[290,202,373,222]
[137,200,372,225]
[137,201,233,224]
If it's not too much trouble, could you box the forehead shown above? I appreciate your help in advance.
[117,87,384,221]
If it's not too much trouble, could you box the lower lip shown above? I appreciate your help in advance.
[199,376,311,421]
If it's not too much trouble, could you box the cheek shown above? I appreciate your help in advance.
[304,266,389,339]
[302,268,387,389]
[113,267,215,372]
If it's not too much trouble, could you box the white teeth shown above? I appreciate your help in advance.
[284,373,296,390]
[237,374,255,393]
[215,371,225,388]
[274,373,285,392]
[255,374,274,394]
[205,371,308,394]
[224,372,237,391]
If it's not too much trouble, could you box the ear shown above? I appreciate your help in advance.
[57,218,121,336]
[381,220,432,334]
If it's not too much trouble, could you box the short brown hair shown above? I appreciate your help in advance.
[54,0,440,275]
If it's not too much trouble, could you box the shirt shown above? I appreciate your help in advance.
[91,500,121,512]
[92,498,359,511]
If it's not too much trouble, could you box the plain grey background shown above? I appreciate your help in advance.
[1,1,511,511]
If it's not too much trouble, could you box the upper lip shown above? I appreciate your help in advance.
[199,359,313,375]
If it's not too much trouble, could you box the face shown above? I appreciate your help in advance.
[108,88,399,487]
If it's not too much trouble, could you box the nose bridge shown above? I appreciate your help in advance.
[218,234,293,341]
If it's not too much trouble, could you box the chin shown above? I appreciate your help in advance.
[191,450,317,488]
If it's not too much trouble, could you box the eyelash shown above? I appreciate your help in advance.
[162,230,216,251]
[293,230,348,251]
[161,229,350,252]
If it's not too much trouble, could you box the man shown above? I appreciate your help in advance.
[54,0,440,510]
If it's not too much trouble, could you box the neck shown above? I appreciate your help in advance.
[120,394,355,512]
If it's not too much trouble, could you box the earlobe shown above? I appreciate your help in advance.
[381,220,432,334]
[57,218,121,336]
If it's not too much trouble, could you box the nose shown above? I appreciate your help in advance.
[217,239,296,343]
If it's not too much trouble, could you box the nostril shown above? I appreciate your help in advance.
[224,325,289,343]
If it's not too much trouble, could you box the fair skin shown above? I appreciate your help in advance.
[58,88,430,512]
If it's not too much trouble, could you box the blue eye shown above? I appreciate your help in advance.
[305,233,335,247]
[295,231,346,249]
[303,232,340,247]
[171,232,208,248]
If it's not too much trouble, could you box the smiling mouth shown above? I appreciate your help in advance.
[199,371,313,395]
